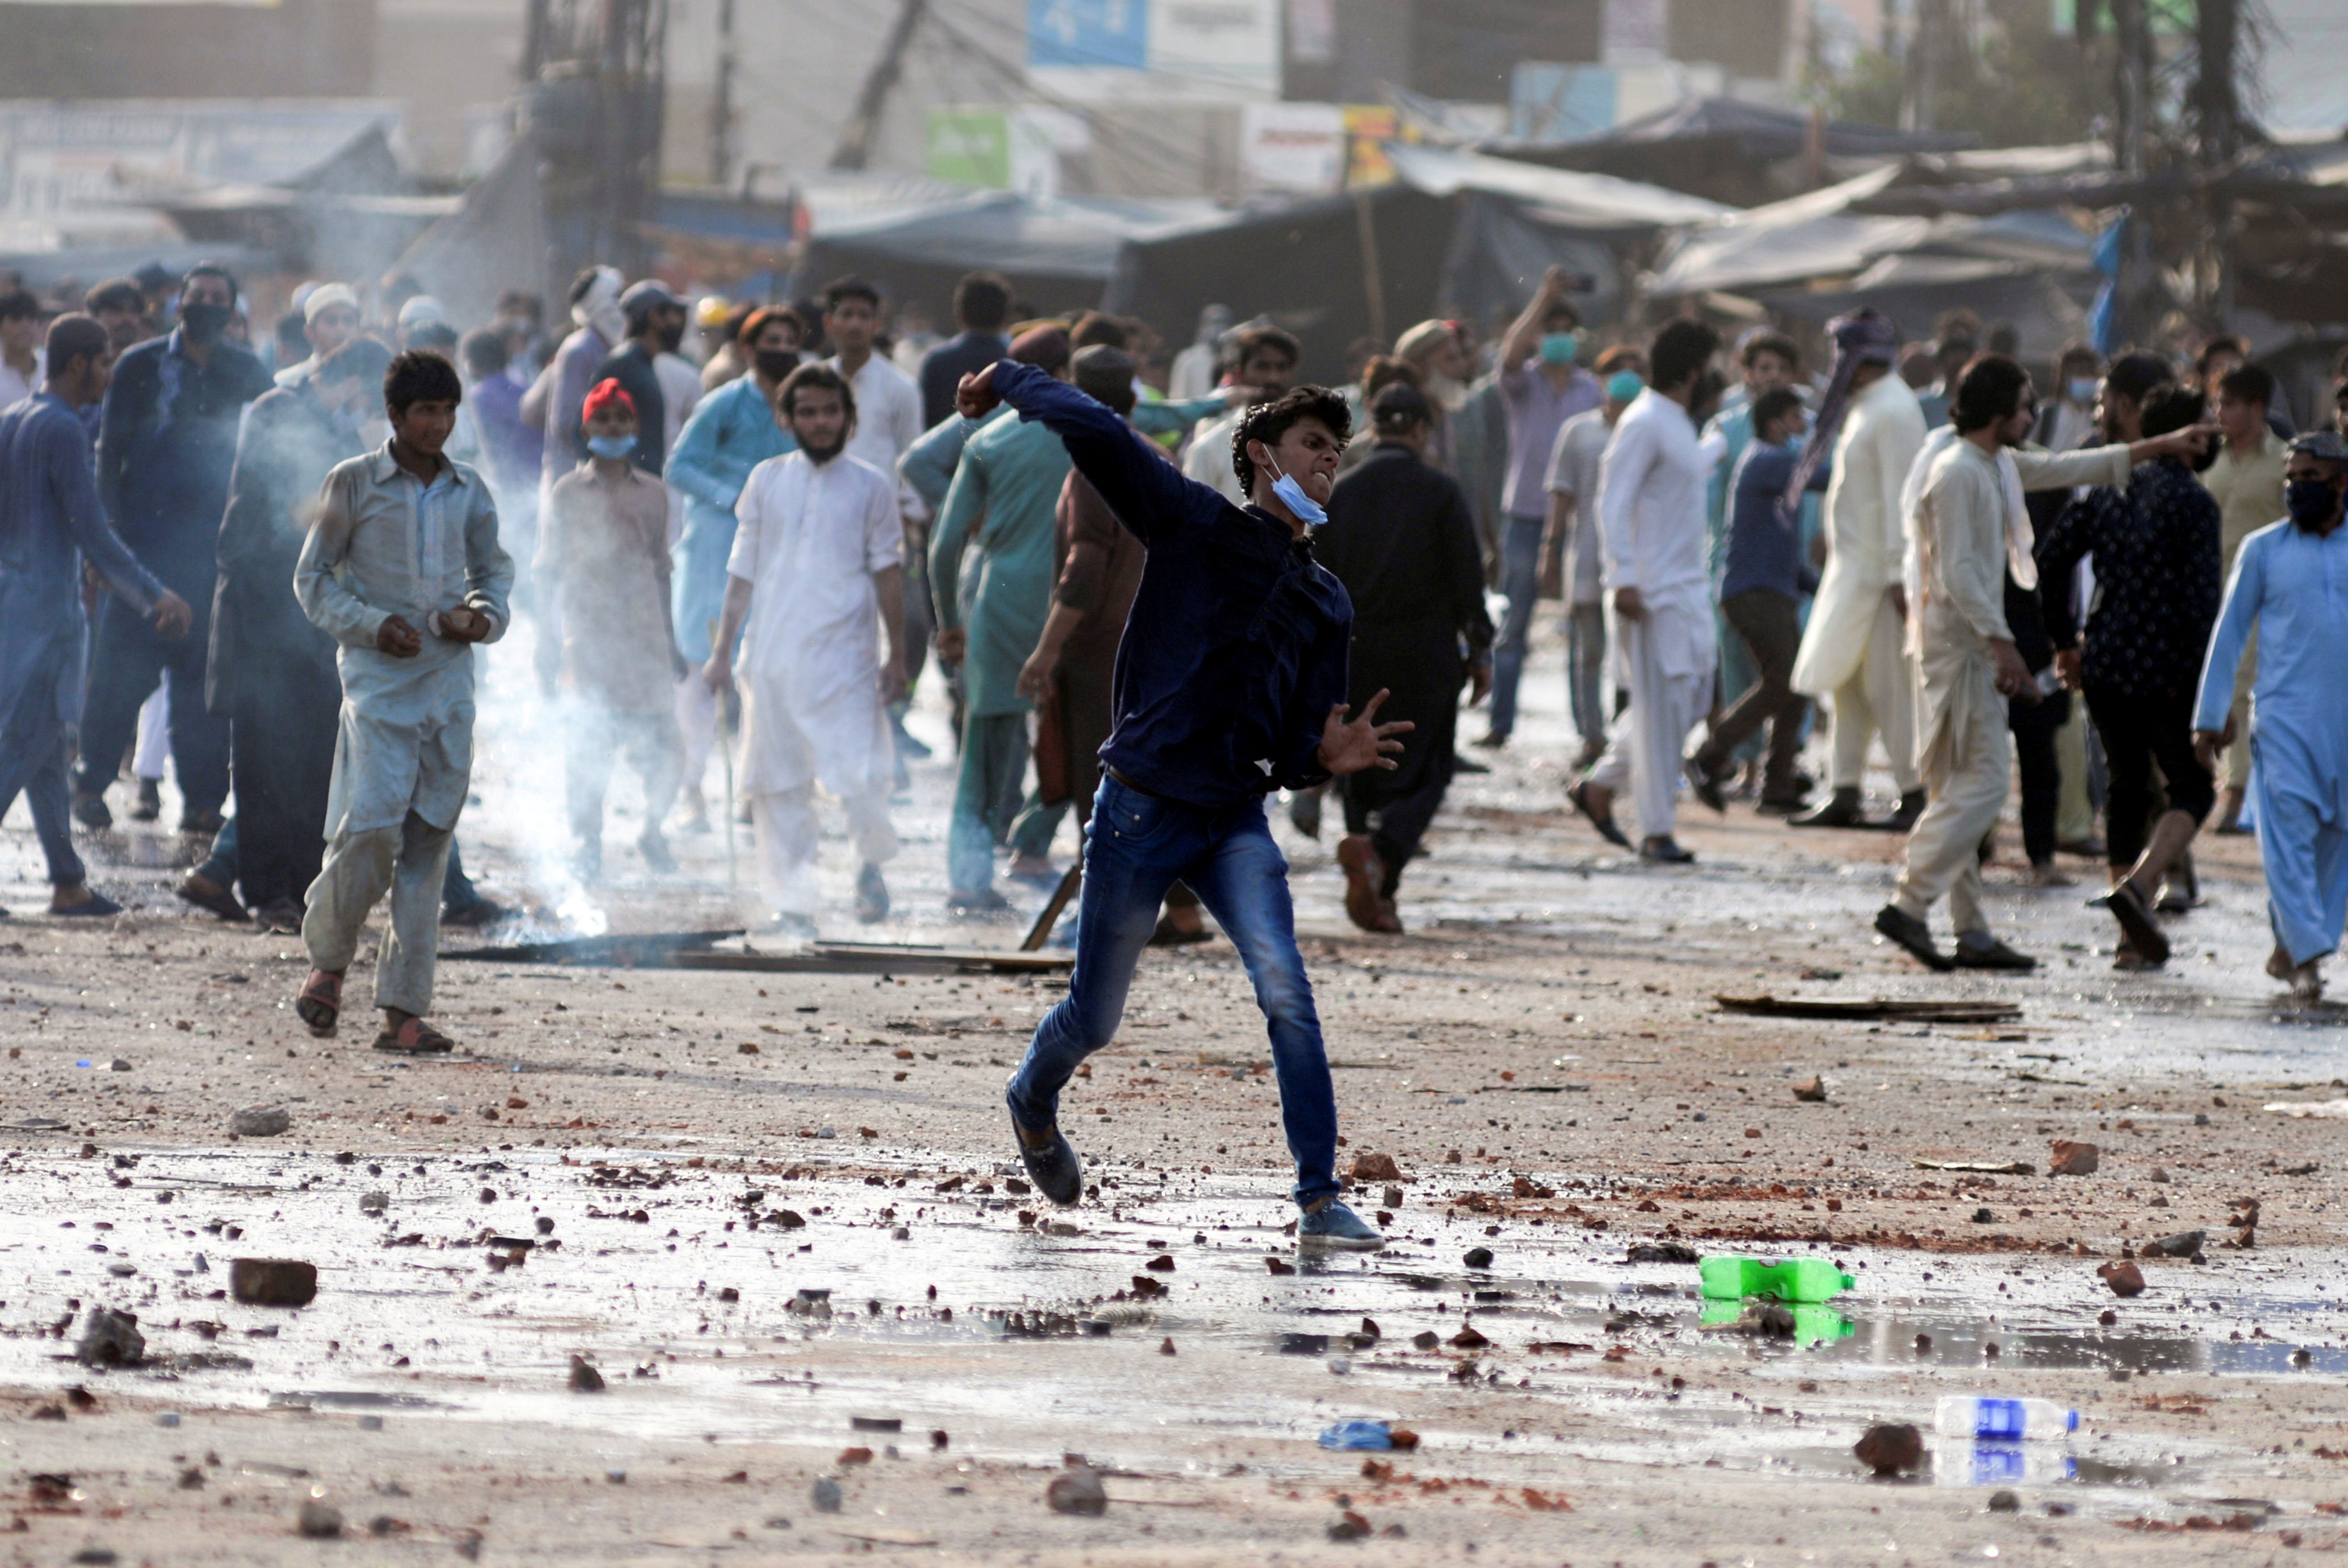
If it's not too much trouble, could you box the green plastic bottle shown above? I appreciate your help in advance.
[1697,1255,1856,1303]
[1695,1300,1855,1345]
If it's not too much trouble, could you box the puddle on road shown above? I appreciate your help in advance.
[5,1145,2340,1524]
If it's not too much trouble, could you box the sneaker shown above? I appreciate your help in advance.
[1297,1197,1385,1251]
[855,863,889,924]
[71,791,113,830]
[130,779,163,822]
[1007,1100,1082,1206]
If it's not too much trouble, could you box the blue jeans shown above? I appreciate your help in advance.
[1006,775,1339,1208]
[0,638,86,888]
[1487,514,1546,740]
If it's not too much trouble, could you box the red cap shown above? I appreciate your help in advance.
[582,377,636,423]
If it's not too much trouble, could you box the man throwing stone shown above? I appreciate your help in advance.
[955,358,1410,1249]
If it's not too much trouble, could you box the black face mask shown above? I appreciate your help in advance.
[179,301,231,346]
[754,348,799,382]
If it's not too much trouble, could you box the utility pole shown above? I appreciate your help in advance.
[710,0,736,187]
[831,0,929,172]
[525,0,668,282]
[2110,0,2152,175]
[2190,0,2252,328]
[1903,0,1952,134]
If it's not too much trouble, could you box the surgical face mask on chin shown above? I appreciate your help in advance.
[586,432,639,460]
[1263,454,1327,529]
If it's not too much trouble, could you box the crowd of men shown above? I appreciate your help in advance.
[2,254,2344,1064]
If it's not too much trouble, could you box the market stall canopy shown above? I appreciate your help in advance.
[1485,96,1976,206]
[1382,141,1734,230]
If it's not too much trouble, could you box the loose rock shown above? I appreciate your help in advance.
[74,1307,144,1367]
[811,1477,843,1513]
[1327,1509,1371,1542]
[1854,1422,1924,1476]
[1987,1488,2020,1513]
[358,1192,389,1214]
[2143,1229,2205,1259]
[230,1258,318,1307]
[1046,1465,1108,1516]
[296,1500,343,1538]
[1791,1076,1827,1102]
[568,1355,606,1392]
[1350,1152,1403,1183]
[1463,1246,1494,1269]
[229,1106,291,1138]
[2097,1261,2147,1298]
[2048,1140,2100,1176]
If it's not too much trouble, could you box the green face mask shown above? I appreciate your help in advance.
[1605,370,1644,403]
[1539,331,1580,367]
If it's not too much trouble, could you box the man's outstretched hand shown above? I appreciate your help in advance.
[955,364,1002,421]
[1316,690,1414,776]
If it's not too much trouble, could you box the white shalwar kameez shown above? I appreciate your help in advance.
[727,449,902,916]
[1586,389,1715,842]
[1892,437,2128,937]
[1791,372,1928,792]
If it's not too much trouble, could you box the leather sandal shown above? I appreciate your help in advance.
[373,1015,457,1055]
[2092,880,2170,967]
[295,969,343,1036]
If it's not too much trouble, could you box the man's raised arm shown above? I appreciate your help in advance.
[958,360,1202,546]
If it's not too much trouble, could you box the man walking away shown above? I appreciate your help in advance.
[1690,388,1823,814]
[1569,319,1721,864]
[2193,432,2348,1003]
[75,263,271,833]
[1543,349,1644,771]
[1875,355,2205,972]
[293,352,512,1054]
[702,364,905,935]
[2038,386,2222,967]
[199,336,392,932]
[955,359,1409,1248]
[1479,266,1600,748]
[0,315,190,917]
[539,379,685,880]
[525,265,626,501]
[1321,384,1493,931]
[1789,310,1928,831]
[2200,361,2289,834]
[919,272,1011,430]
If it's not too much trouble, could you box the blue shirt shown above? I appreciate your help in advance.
[667,373,795,533]
[1719,439,1824,603]
[1,393,167,716]
[991,359,1351,809]
[95,328,273,600]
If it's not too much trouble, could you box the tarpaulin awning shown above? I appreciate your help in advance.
[1383,141,1733,230]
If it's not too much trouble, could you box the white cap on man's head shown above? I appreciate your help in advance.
[304,283,361,324]
[396,294,446,329]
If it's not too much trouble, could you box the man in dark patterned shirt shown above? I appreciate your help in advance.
[2038,385,2223,967]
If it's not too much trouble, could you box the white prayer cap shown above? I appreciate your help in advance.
[304,283,361,323]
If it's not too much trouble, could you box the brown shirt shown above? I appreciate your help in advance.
[538,462,674,712]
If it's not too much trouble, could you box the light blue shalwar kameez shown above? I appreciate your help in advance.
[2195,518,2348,966]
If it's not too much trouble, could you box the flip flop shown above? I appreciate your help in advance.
[374,1015,457,1055]
[2092,881,2170,967]
[295,970,343,1036]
